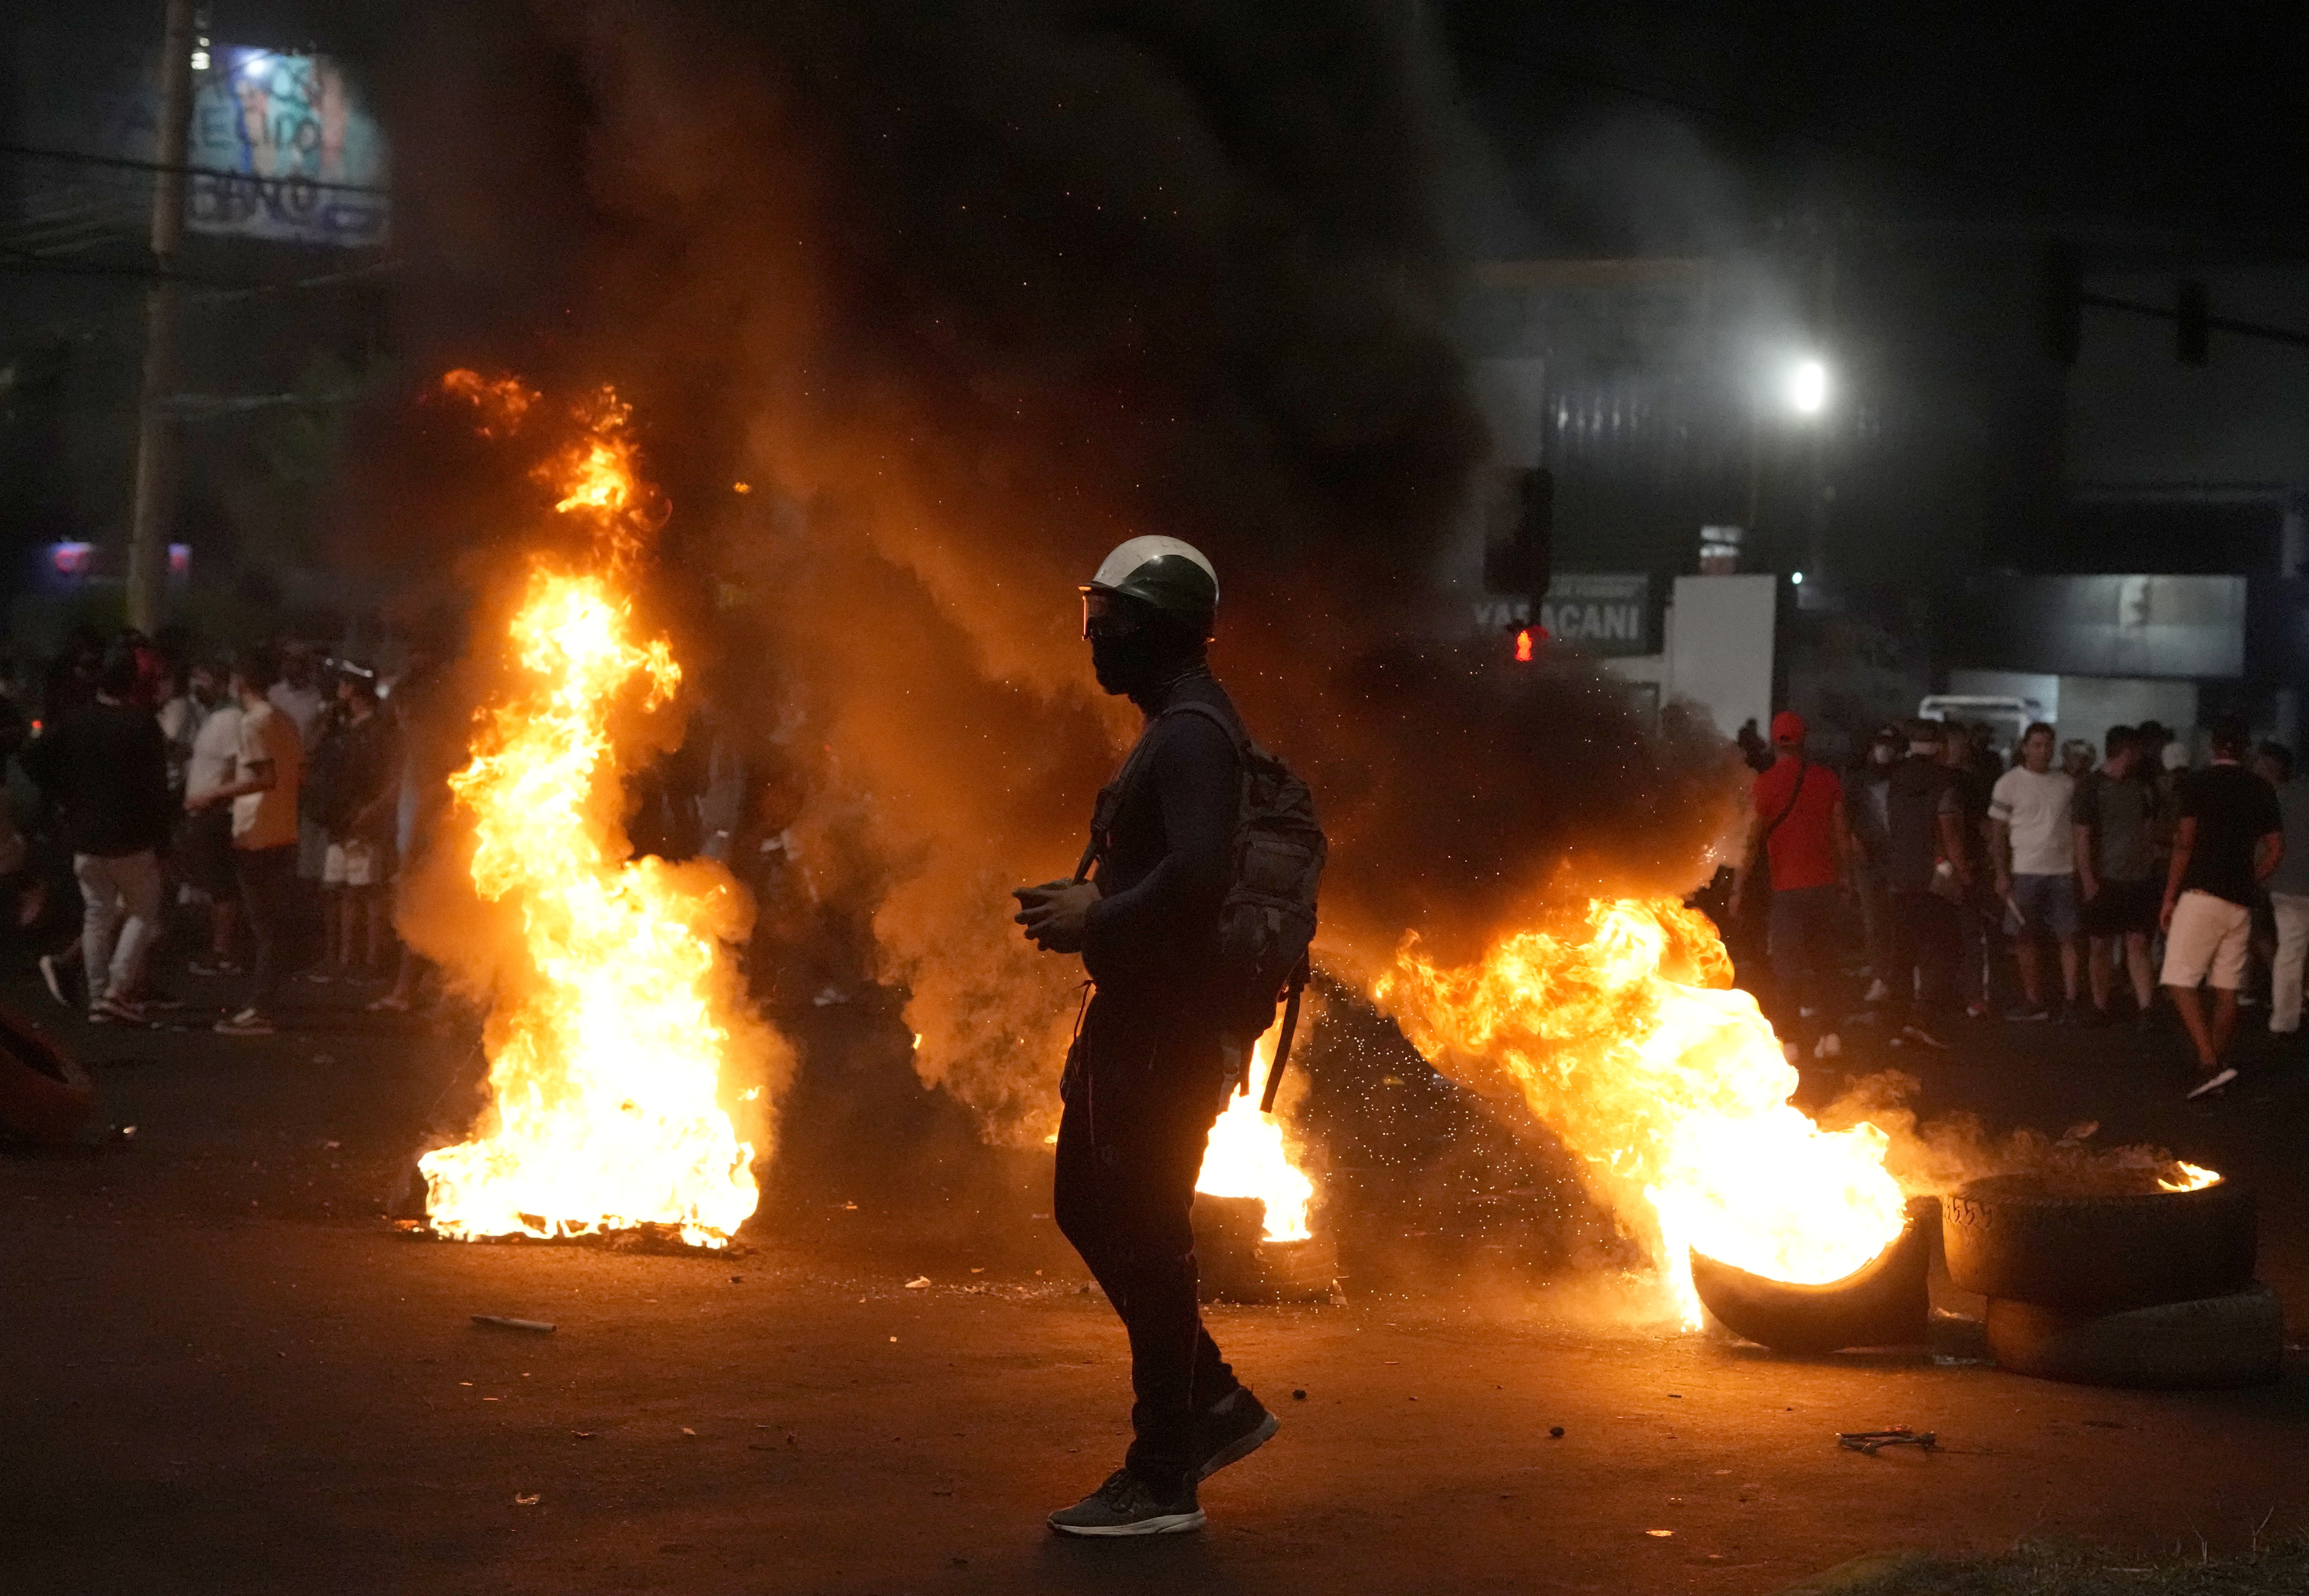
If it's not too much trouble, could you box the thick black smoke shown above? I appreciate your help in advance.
[343,0,1739,1140]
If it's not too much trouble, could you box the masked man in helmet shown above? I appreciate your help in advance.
[1014,536,1278,1536]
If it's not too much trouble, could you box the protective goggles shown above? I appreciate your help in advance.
[1079,590,1142,641]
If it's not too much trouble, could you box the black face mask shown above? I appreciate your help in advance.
[1090,630,1160,697]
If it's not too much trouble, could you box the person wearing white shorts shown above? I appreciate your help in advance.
[2159,717,2284,1097]
[2161,890,2251,992]
[311,673,400,981]
[323,840,381,889]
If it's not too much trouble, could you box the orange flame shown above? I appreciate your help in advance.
[439,368,537,437]
[1376,897,1906,1326]
[2158,1161,2219,1193]
[1195,1024,1316,1242]
[418,377,764,1249]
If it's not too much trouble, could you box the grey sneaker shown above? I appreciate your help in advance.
[93,995,151,1026]
[1195,1388,1279,1480]
[1047,1469,1204,1537]
[2185,1066,2237,1100]
[215,1007,277,1037]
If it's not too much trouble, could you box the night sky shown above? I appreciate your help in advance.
[1434,1,2309,259]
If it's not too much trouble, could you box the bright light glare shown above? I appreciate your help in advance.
[1787,359,1828,415]
[1791,571,1805,586]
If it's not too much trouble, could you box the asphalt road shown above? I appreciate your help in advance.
[3,969,2305,1595]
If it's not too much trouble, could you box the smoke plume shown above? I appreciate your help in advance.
[351,0,1743,1144]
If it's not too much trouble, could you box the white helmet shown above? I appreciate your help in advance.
[1080,536,1220,634]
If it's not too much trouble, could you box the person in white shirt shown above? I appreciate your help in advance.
[264,642,326,745]
[267,642,333,892]
[182,660,245,975]
[188,649,303,1036]
[1990,722,2081,1022]
[155,667,199,800]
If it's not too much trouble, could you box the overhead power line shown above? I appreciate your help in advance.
[0,246,398,297]
[0,140,392,198]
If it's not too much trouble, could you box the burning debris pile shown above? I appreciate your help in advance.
[415,374,782,1251]
[1380,897,1912,1324]
[1376,895,2228,1331]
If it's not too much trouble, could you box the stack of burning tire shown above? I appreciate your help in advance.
[1943,1172,2280,1388]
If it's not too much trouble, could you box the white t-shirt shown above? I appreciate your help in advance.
[267,680,326,747]
[1990,765,2077,876]
[232,701,303,851]
[188,703,244,801]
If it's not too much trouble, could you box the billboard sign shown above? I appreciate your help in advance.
[1539,572,1653,655]
[187,48,390,248]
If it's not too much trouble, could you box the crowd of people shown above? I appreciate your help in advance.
[1734,708,2306,1097]
[1,627,447,1037]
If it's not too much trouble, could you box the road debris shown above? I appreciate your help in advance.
[905,1275,930,1289]
[1549,1426,1565,1438]
[1837,1427,1937,1456]
[471,1314,557,1334]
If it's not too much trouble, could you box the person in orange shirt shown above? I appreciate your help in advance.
[1730,711,1854,1057]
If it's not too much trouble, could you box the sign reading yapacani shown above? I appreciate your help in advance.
[186,48,390,248]
[1539,572,1652,655]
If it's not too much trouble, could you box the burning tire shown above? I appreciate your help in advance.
[1194,1194,1337,1305]
[0,1010,94,1148]
[1984,1284,2283,1389]
[1943,1173,2254,1315]
[1691,1198,1935,1354]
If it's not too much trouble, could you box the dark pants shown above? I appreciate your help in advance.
[234,844,297,1009]
[1852,856,1892,985]
[1887,890,1959,1024]
[1767,885,1842,1035]
[1955,886,1998,1009]
[1053,996,1240,1493]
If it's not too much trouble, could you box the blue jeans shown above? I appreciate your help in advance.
[2004,872,2081,940]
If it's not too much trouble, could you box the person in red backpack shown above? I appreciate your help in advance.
[1013,536,1277,1539]
[1729,711,1854,1057]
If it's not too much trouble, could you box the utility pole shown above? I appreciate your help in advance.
[1805,229,1838,579]
[126,0,194,634]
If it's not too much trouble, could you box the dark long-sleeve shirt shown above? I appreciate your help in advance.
[22,699,173,858]
[1081,668,1241,1013]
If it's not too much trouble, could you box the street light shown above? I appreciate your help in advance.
[1787,357,1828,416]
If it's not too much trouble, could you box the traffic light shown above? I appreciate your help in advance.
[2177,278,2209,366]
[2040,238,2082,366]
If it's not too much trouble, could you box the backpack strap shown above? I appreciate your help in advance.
[1759,755,1810,844]
[1258,955,1310,1112]
[1071,699,1248,884]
